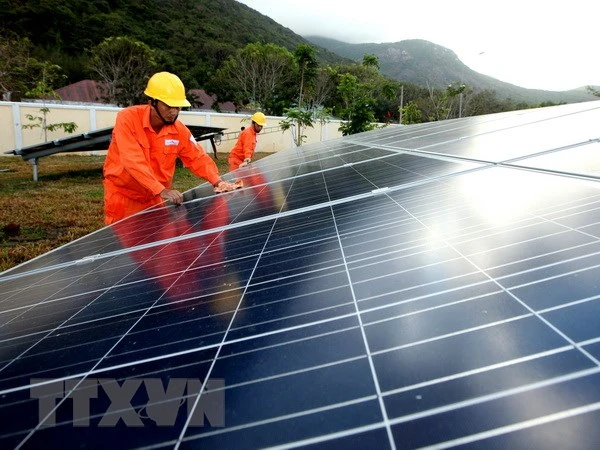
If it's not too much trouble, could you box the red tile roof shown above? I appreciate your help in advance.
[188,89,237,112]
[55,80,105,104]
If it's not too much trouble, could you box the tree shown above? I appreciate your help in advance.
[336,73,377,135]
[88,36,159,106]
[425,82,467,121]
[337,73,360,114]
[362,54,379,70]
[371,80,400,123]
[447,83,467,118]
[21,62,78,142]
[280,107,314,147]
[465,89,506,116]
[212,43,296,115]
[0,31,37,101]
[338,99,377,136]
[326,58,402,124]
[303,66,338,110]
[293,44,318,108]
[401,101,422,124]
[278,44,320,147]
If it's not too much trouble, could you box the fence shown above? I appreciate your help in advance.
[0,101,344,157]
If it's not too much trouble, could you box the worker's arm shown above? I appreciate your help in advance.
[179,133,241,193]
[179,134,221,185]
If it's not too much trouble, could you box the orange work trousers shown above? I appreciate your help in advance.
[228,155,245,172]
[104,185,163,225]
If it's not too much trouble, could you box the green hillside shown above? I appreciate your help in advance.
[0,0,347,87]
[305,36,597,104]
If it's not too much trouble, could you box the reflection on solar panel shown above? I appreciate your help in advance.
[2,101,600,449]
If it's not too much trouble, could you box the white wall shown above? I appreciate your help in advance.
[0,101,344,156]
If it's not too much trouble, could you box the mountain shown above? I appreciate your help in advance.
[2,0,596,105]
[305,36,597,104]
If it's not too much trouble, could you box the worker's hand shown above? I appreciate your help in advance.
[214,179,243,193]
[160,188,184,206]
[239,158,251,168]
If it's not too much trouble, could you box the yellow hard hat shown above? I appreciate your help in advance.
[144,72,191,107]
[251,112,266,126]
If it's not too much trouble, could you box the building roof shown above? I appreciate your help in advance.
[55,79,105,104]
[188,89,237,113]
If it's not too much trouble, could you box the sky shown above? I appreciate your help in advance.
[236,0,600,92]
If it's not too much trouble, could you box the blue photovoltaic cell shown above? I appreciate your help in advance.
[1,100,600,449]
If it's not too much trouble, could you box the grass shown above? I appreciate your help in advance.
[0,153,267,273]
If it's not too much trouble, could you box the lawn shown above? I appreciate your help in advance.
[0,153,266,272]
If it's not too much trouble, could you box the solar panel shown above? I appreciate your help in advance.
[5,125,226,180]
[4,127,114,181]
[4,127,114,160]
[1,100,600,449]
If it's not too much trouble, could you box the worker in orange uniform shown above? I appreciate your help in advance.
[103,72,240,225]
[228,112,266,171]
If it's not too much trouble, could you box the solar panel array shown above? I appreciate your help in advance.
[1,100,600,449]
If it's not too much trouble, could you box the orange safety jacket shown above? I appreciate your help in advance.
[228,125,258,171]
[103,105,221,224]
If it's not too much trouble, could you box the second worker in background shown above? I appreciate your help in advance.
[228,112,266,171]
